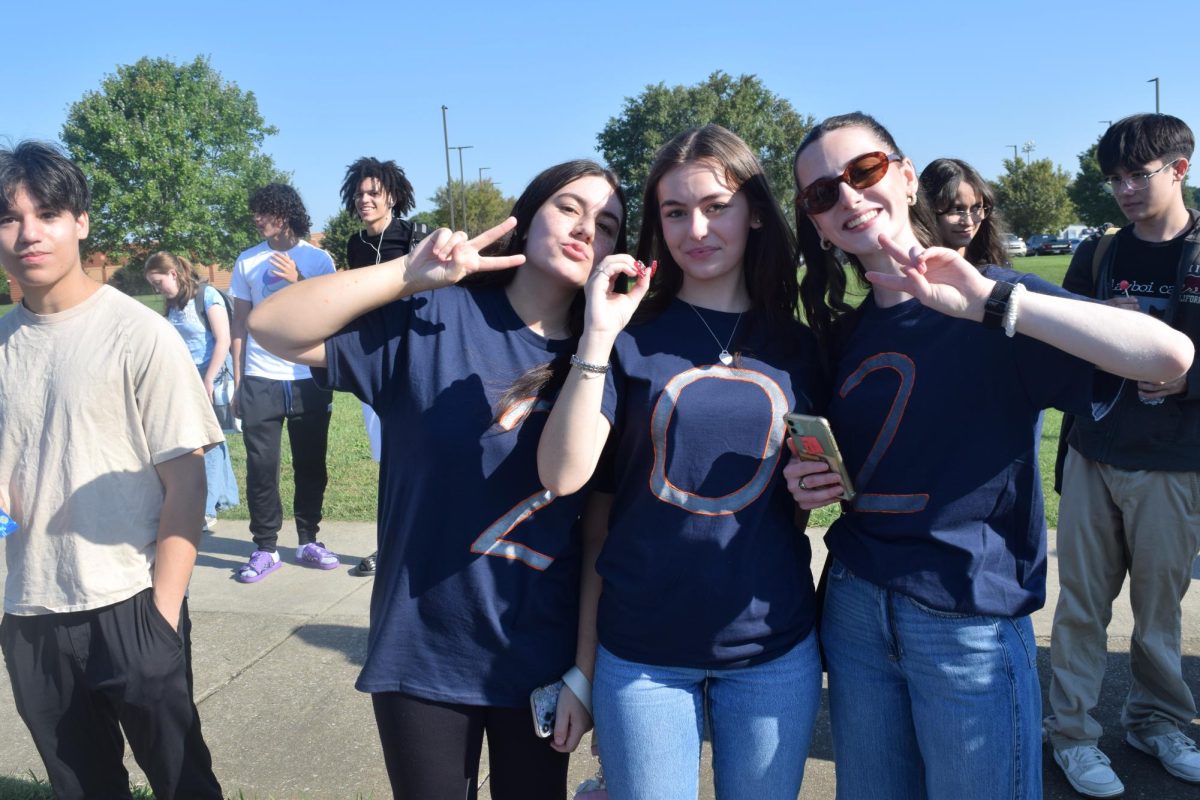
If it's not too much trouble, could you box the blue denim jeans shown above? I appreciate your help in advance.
[593,631,821,800]
[821,559,1041,800]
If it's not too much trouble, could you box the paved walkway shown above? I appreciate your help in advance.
[1,523,1197,799]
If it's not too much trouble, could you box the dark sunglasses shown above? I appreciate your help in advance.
[797,152,902,215]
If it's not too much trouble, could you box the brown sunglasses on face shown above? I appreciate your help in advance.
[797,152,902,215]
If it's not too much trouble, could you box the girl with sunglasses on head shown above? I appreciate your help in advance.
[786,112,1192,800]
[248,160,626,800]
[539,124,825,800]
[919,157,1010,267]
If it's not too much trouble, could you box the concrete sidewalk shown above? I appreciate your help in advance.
[1,522,1198,799]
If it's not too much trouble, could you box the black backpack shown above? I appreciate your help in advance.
[191,283,234,331]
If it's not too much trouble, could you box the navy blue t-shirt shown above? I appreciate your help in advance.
[826,267,1120,617]
[596,300,824,669]
[315,284,585,706]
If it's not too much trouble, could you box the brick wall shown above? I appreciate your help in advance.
[7,253,238,304]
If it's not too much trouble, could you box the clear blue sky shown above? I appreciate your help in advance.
[6,0,1196,241]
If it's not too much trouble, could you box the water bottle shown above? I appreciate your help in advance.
[0,508,17,538]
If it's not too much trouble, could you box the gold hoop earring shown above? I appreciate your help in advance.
[820,238,832,251]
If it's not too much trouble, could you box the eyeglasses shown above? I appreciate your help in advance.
[937,203,990,222]
[1102,159,1181,194]
[797,152,903,215]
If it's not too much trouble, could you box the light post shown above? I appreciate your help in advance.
[450,145,473,235]
[1147,77,1160,113]
[441,106,455,229]
[479,167,491,185]
[1022,140,1036,163]
[1006,144,1019,164]
[1099,120,1112,127]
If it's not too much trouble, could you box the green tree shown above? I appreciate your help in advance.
[425,180,514,236]
[597,71,813,238]
[61,55,286,267]
[1069,143,1123,227]
[993,158,1076,239]
[319,209,363,269]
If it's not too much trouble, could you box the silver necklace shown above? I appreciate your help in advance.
[685,302,742,366]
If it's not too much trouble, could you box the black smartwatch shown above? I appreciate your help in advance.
[983,281,1016,330]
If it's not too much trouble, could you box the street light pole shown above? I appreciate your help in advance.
[479,167,491,185]
[450,145,473,235]
[1022,140,1036,163]
[1006,144,1019,164]
[441,106,455,229]
[1147,77,1160,113]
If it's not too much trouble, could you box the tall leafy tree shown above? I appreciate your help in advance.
[1069,143,1123,227]
[318,210,365,270]
[993,158,1076,239]
[424,180,515,236]
[597,71,813,238]
[61,56,286,266]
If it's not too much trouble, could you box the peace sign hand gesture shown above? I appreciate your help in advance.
[403,218,526,289]
[865,233,995,322]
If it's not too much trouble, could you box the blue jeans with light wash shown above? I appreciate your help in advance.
[821,559,1041,800]
[593,631,821,800]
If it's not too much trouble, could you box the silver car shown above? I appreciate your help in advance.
[1004,233,1027,257]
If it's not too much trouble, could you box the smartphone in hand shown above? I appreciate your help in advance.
[784,413,856,502]
[530,679,563,738]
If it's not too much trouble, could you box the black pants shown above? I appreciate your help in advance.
[239,375,332,551]
[372,692,569,800]
[0,589,222,800]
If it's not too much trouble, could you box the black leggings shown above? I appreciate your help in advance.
[372,692,568,800]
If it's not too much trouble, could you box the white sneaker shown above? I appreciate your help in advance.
[1053,745,1125,798]
[1126,729,1200,783]
[203,515,218,531]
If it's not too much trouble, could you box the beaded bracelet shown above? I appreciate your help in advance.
[1003,283,1027,338]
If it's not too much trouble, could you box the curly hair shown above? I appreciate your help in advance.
[249,183,311,239]
[339,157,416,216]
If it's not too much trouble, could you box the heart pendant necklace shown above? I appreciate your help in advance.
[685,302,742,366]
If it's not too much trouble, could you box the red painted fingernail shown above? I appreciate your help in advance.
[650,260,658,277]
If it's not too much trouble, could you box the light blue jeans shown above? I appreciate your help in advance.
[821,559,1041,800]
[593,631,821,800]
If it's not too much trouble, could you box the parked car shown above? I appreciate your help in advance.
[1004,233,1027,257]
[1069,238,1084,253]
[1025,234,1055,255]
[1034,238,1073,256]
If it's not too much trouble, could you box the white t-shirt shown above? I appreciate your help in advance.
[230,239,336,380]
[0,286,224,614]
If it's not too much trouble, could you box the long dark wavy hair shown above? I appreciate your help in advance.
[470,160,627,415]
[919,158,1008,267]
[792,112,939,349]
[635,124,798,344]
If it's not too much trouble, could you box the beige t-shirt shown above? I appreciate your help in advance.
[0,286,224,614]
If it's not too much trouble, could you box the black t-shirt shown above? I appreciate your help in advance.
[1107,226,1187,321]
[346,218,413,269]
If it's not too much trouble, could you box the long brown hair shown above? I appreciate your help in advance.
[143,251,202,313]
[791,112,939,349]
[474,160,628,417]
[919,158,1008,267]
[636,124,798,338]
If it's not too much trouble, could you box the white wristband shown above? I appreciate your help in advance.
[562,665,592,715]
[1003,282,1027,338]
